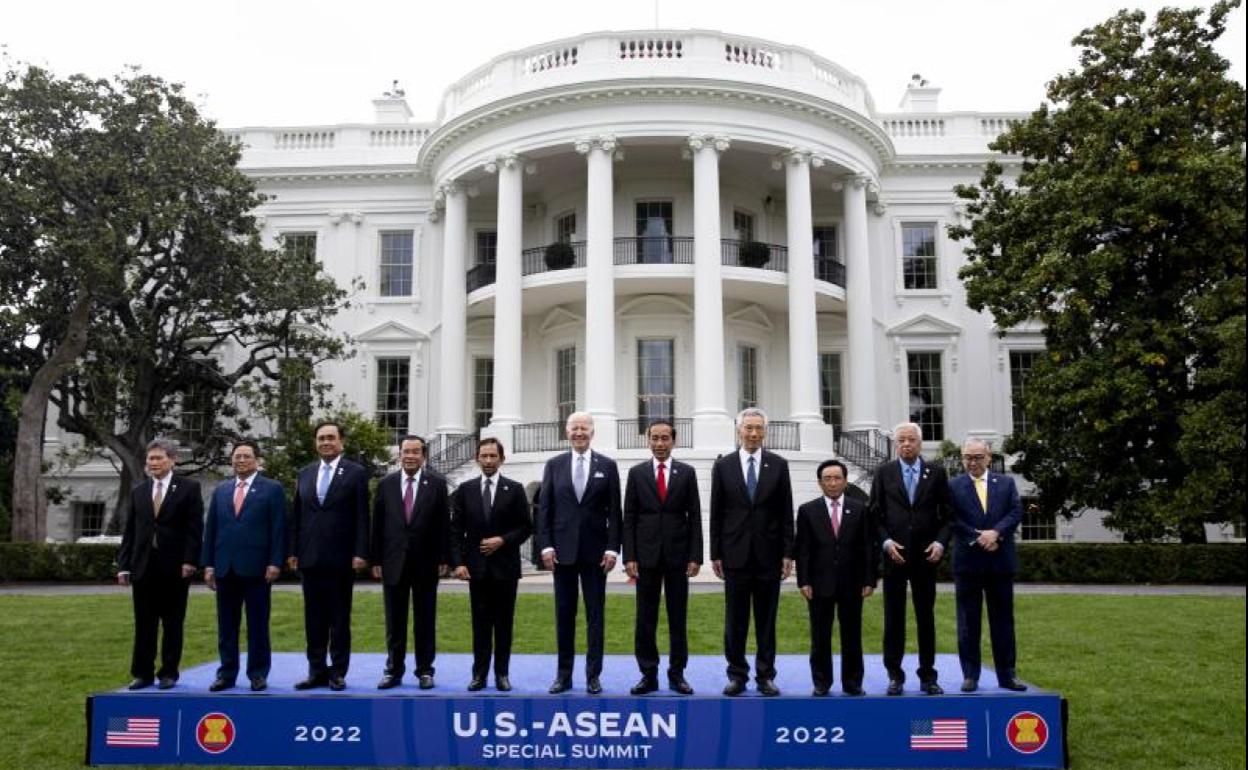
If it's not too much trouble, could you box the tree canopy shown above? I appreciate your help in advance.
[949,2,1246,541]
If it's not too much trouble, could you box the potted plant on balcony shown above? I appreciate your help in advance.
[544,241,576,270]
[739,240,770,268]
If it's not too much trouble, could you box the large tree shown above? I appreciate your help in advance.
[949,2,1246,541]
[1,62,349,539]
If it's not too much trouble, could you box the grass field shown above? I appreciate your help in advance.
[0,589,1242,770]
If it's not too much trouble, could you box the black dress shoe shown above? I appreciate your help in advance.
[961,678,978,693]
[548,678,572,694]
[843,685,866,696]
[209,678,234,692]
[668,676,694,695]
[722,679,746,697]
[294,676,328,690]
[586,677,603,695]
[630,677,659,695]
[328,676,346,691]
[127,677,154,691]
[377,674,401,690]
[812,685,831,697]
[886,679,904,696]
[467,677,487,692]
[418,674,435,690]
[495,676,512,692]
[249,677,267,692]
[756,679,781,697]
[920,681,944,695]
[999,678,1028,692]
[157,677,177,690]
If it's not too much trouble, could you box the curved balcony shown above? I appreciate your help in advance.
[720,240,788,272]
[613,236,694,265]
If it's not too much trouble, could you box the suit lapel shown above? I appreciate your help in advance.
[730,452,751,502]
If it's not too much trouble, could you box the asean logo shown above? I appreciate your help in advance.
[196,712,236,754]
[1006,711,1049,754]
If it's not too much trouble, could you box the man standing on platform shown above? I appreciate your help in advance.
[202,440,287,692]
[535,411,622,695]
[623,419,702,696]
[950,438,1027,693]
[287,420,370,691]
[372,435,450,690]
[449,437,532,692]
[795,459,874,697]
[710,407,794,697]
[870,422,951,695]
[116,437,203,690]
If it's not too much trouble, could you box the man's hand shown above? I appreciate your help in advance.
[924,542,944,564]
[204,567,217,591]
[799,585,813,601]
[862,585,875,598]
[625,561,640,580]
[712,560,724,580]
[453,566,470,581]
[975,529,1000,551]
[782,558,794,580]
[286,556,299,571]
[371,565,383,581]
[479,536,504,556]
[351,557,368,571]
[117,571,130,587]
[601,553,617,574]
[886,541,906,564]
[180,564,195,580]
[541,550,557,571]
[686,561,700,578]
[265,565,280,583]
[438,563,450,578]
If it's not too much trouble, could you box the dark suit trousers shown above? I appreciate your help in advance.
[553,562,607,679]
[468,577,519,678]
[300,566,356,678]
[634,566,690,678]
[723,567,781,683]
[807,591,865,691]
[130,573,191,680]
[882,563,938,682]
[382,558,439,677]
[215,574,272,682]
[955,571,1017,683]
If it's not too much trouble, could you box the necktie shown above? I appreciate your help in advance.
[656,462,667,504]
[482,477,494,522]
[152,480,164,519]
[317,463,332,504]
[905,465,917,505]
[830,498,840,538]
[233,480,246,517]
[403,476,415,523]
[574,454,587,502]
[746,455,758,502]
[975,475,988,514]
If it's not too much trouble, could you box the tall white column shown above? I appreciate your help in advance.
[487,153,524,432]
[577,136,618,448]
[689,134,734,450]
[436,183,469,435]
[842,175,878,431]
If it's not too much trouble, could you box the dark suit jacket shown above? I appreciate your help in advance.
[868,457,951,572]
[794,496,875,598]
[448,474,532,580]
[950,472,1023,574]
[369,467,450,586]
[117,475,204,581]
[288,457,370,569]
[709,449,794,571]
[534,450,622,566]
[623,459,703,569]
[201,474,287,579]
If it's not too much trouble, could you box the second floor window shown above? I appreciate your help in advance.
[556,346,576,425]
[281,232,318,264]
[812,225,839,260]
[379,231,414,296]
[738,344,759,413]
[1010,350,1040,437]
[733,210,755,243]
[901,223,938,290]
[476,231,497,265]
[555,213,576,244]
[819,352,844,431]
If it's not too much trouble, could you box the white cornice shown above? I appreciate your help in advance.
[241,165,427,183]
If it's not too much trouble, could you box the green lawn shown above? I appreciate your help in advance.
[0,590,1242,770]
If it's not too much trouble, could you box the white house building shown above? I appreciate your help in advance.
[42,30,1242,545]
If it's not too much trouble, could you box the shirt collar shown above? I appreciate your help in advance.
[739,447,761,462]
[652,457,670,472]
[321,455,342,473]
[236,472,257,485]
[481,472,497,486]
[900,457,921,473]
[404,467,422,482]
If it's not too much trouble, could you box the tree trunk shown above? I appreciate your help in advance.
[10,295,93,542]
[104,438,145,535]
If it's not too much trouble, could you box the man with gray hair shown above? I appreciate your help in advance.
[116,437,203,690]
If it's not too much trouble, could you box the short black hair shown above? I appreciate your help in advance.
[816,459,847,481]
[477,437,505,461]
[314,420,345,439]
[646,419,676,439]
[231,439,262,459]
[399,434,426,452]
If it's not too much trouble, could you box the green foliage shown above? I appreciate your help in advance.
[0,543,119,581]
[738,239,771,267]
[949,3,1246,541]
[1010,543,1245,584]
[251,409,394,500]
[543,240,576,269]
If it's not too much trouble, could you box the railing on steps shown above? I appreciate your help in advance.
[427,431,479,476]
[837,429,894,482]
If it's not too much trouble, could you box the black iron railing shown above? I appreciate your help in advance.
[616,417,694,449]
[521,241,587,276]
[766,420,800,450]
[721,240,789,272]
[613,236,695,265]
[428,432,479,476]
[514,422,569,453]
[466,263,496,292]
[814,257,846,287]
[837,429,895,479]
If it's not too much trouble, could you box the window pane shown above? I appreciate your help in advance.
[1009,350,1040,437]
[812,226,839,260]
[375,358,410,443]
[738,345,758,413]
[733,210,754,243]
[636,339,675,424]
[476,231,497,264]
[819,352,844,431]
[906,351,944,441]
[555,214,576,244]
[474,357,494,431]
[635,201,673,264]
[74,502,106,539]
[282,232,318,264]
[556,347,576,424]
[379,232,414,296]
[901,223,938,290]
[1019,496,1058,541]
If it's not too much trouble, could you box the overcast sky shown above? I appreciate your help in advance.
[4,0,1244,127]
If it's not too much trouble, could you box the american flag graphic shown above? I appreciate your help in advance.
[909,718,968,750]
[105,716,160,747]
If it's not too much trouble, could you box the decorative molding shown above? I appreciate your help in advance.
[356,319,430,343]
[617,294,694,319]
[725,303,774,331]
[539,305,585,333]
[687,133,731,154]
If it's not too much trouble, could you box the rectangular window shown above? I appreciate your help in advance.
[74,502,106,539]
[901,223,938,290]
[636,339,675,426]
[737,344,758,413]
[812,225,839,260]
[375,357,410,443]
[281,232,318,264]
[819,352,844,431]
[476,230,497,265]
[1009,350,1040,437]
[733,210,755,243]
[906,351,945,442]
[379,231,414,297]
[473,357,494,432]
[278,357,313,438]
[555,213,576,244]
[178,383,214,446]
[1019,496,1058,541]
[635,200,673,263]
[555,347,576,425]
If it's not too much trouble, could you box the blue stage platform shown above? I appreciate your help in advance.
[88,653,1067,767]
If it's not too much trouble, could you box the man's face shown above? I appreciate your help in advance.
[315,425,343,461]
[567,416,594,452]
[231,445,259,477]
[146,449,173,480]
[400,439,425,474]
[648,424,674,462]
[895,427,922,462]
[962,443,990,478]
[738,415,766,452]
[477,443,502,476]
[818,465,847,499]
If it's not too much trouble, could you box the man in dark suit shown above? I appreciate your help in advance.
[535,411,622,695]
[371,434,450,690]
[449,437,532,692]
[795,459,875,697]
[623,419,702,695]
[202,440,287,692]
[950,438,1027,693]
[116,437,203,690]
[286,420,370,691]
[869,421,951,695]
[710,407,794,697]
